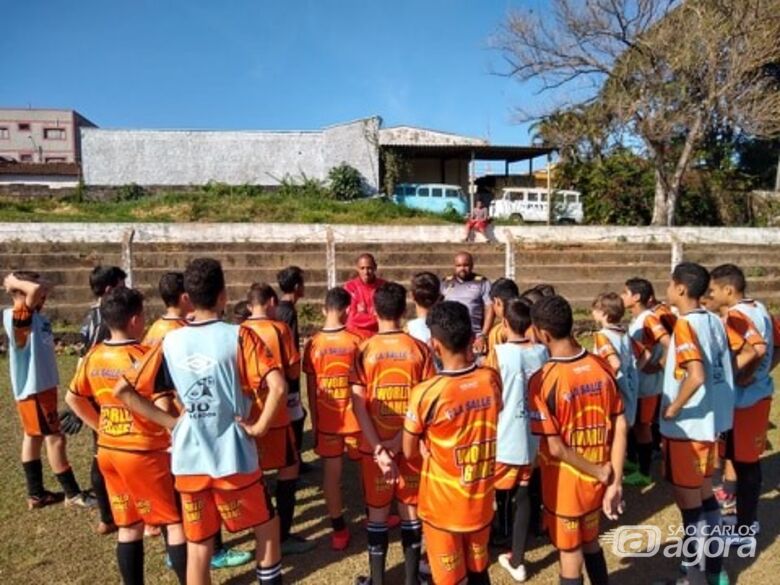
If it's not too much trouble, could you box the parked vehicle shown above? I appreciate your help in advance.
[392,183,469,215]
[489,187,584,224]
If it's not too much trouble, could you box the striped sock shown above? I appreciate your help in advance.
[367,521,389,585]
[401,520,422,585]
[256,562,283,585]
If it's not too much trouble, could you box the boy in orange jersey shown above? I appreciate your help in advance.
[351,282,435,585]
[486,278,519,353]
[112,258,287,585]
[242,283,314,556]
[3,271,94,510]
[404,301,502,585]
[529,295,627,585]
[708,264,777,541]
[142,272,192,346]
[303,286,364,551]
[66,287,187,585]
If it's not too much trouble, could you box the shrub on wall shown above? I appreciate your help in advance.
[328,163,365,201]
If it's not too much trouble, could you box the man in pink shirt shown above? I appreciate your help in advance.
[344,253,386,338]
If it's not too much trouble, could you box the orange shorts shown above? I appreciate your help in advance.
[422,522,490,585]
[315,431,361,460]
[361,453,420,508]
[545,508,601,552]
[97,448,180,528]
[257,425,298,471]
[723,398,771,463]
[636,395,660,425]
[175,471,274,542]
[16,388,60,436]
[662,438,716,489]
[494,463,533,491]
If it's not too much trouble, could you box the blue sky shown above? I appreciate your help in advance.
[1,0,550,146]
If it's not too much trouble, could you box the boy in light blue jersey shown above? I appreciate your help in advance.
[114,258,288,585]
[662,263,734,585]
[406,272,440,346]
[485,298,547,583]
[3,271,93,511]
[708,264,778,540]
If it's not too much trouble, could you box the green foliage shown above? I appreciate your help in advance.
[327,163,365,201]
[558,148,654,225]
[381,149,409,196]
[116,183,147,202]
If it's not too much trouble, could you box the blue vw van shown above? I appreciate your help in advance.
[392,183,469,215]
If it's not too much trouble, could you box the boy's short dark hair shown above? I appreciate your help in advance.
[531,295,573,340]
[411,272,441,309]
[158,272,185,308]
[232,300,251,324]
[100,287,144,330]
[710,264,746,293]
[672,262,710,299]
[247,282,278,306]
[324,287,351,311]
[520,283,556,306]
[277,266,305,294]
[374,282,407,321]
[184,258,225,309]
[504,297,532,336]
[592,292,625,324]
[427,301,472,352]
[89,266,127,297]
[490,278,520,303]
[625,278,654,306]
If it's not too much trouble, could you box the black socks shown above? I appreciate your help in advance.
[367,521,389,585]
[276,478,297,541]
[54,466,81,499]
[92,456,114,524]
[331,515,346,532]
[637,442,653,477]
[584,549,609,585]
[257,562,283,584]
[401,519,422,585]
[117,540,144,585]
[734,460,762,529]
[165,541,187,585]
[512,485,530,568]
[23,459,45,498]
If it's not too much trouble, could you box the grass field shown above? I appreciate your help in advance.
[1,355,779,584]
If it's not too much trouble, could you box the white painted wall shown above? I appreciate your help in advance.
[0,176,78,188]
[80,118,380,191]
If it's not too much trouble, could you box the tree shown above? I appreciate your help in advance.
[499,0,780,225]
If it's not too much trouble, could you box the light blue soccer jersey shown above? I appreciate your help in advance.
[406,317,431,345]
[661,309,735,441]
[3,308,59,401]
[598,327,639,426]
[730,300,774,409]
[493,341,548,465]
[162,321,259,478]
[628,309,664,398]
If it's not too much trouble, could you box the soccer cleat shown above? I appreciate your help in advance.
[65,491,98,509]
[281,534,316,556]
[211,547,253,569]
[419,555,431,576]
[713,487,736,514]
[27,490,65,510]
[623,471,653,487]
[705,570,730,585]
[624,459,640,474]
[331,528,351,551]
[498,552,528,582]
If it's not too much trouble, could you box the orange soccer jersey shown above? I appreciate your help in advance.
[405,364,503,533]
[303,326,364,435]
[530,350,623,520]
[652,302,677,335]
[70,340,172,452]
[487,322,507,353]
[351,331,435,452]
[241,317,300,429]
[142,316,188,347]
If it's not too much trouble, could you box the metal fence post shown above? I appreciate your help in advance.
[326,227,336,289]
[121,228,136,288]
[504,229,516,281]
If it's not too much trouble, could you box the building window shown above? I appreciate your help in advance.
[44,127,66,140]
[19,154,33,162]
[45,157,66,163]
[18,123,30,131]
[0,127,8,139]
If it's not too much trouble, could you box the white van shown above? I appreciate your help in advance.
[489,187,584,224]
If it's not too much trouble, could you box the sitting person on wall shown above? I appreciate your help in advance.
[464,199,490,242]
